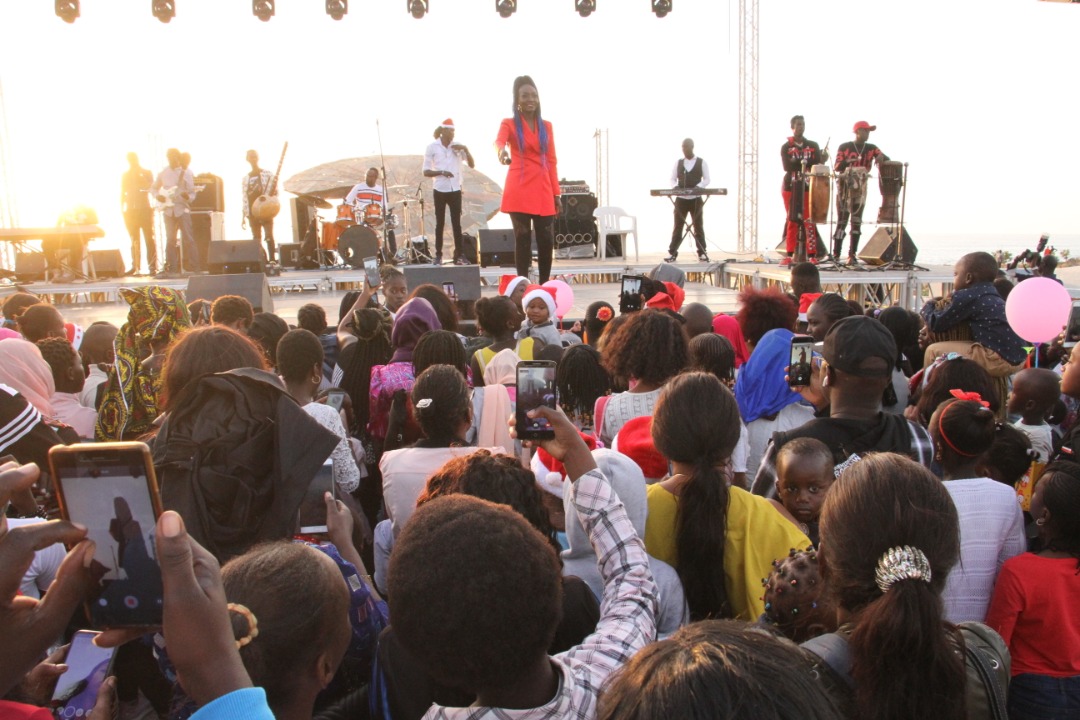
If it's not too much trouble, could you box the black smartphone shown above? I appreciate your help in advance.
[51,630,116,717]
[49,442,164,628]
[516,360,558,440]
[297,460,335,535]
[363,256,381,289]
[620,274,644,313]
[442,282,457,300]
[788,334,815,387]
[325,389,347,411]
[1065,300,1080,349]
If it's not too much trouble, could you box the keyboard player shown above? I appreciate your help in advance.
[665,138,711,264]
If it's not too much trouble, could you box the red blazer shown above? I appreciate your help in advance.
[496,117,560,216]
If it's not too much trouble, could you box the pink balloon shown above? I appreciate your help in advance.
[1005,277,1072,344]
[542,279,575,319]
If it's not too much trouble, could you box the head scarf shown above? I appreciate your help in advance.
[712,313,750,368]
[477,349,518,452]
[0,340,56,418]
[97,286,192,440]
[389,298,440,365]
[735,328,800,423]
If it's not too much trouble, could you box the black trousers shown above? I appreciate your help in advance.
[123,208,157,272]
[433,189,463,259]
[250,216,275,262]
[669,197,705,256]
[510,212,554,284]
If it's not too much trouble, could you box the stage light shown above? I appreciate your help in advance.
[253,0,274,20]
[651,0,671,17]
[496,0,516,17]
[55,0,79,22]
[407,0,428,18]
[326,0,347,19]
[575,0,595,16]
[152,0,175,22]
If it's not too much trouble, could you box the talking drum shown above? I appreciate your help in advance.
[363,202,384,228]
[838,166,870,215]
[877,161,904,223]
[808,164,831,224]
[336,203,357,227]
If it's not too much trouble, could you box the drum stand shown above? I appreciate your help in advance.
[872,163,926,273]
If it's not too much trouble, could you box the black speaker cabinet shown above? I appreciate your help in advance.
[191,213,214,270]
[561,193,597,222]
[15,253,46,282]
[185,273,274,314]
[278,243,302,269]
[478,228,517,268]
[191,173,224,212]
[90,249,125,278]
[858,227,917,266]
[208,240,265,275]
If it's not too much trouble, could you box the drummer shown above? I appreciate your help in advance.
[831,121,889,264]
[345,167,394,254]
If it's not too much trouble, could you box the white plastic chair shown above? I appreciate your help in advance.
[593,206,639,261]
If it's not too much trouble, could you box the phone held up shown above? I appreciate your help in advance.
[297,459,336,535]
[1065,299,1080,349]
[363,256,381,289]
[51,629,116,717]
[619,274,645,314]
[48,442,164,628]
[788,334,815,387]
[325,389,347,412]
[515,360,558,440]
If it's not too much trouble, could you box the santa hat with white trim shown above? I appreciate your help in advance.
[521,285,556,317]
[440,118,455,129]
[65,322,84,351]
[531,432,598,498]
[498,275,529,298]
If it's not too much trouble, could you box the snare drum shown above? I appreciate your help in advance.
[363,202,384,228]
[808,164,831,224]
[336,203,357,227]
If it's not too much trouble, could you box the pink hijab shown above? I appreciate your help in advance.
[0,339,56,417]
[712,313,750,368]
[477,349,517,451]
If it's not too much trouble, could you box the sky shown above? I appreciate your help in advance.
[0,0,1077,265]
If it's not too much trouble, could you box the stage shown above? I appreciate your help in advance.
[0,251,973,329]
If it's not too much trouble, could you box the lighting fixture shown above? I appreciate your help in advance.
[152,0,175,22]
[407,0,428,18]
[55,0,79,22]
[253,0,274,21]
[575,0,595,16]
[496,0,516,17]
[326,0,347,19]
[651,0,671,17]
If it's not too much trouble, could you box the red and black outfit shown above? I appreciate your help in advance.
[831,141,888,258]
[781,137,822,258]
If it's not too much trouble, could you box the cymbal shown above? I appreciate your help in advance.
[297,194,332,209]
[386,184,411,190]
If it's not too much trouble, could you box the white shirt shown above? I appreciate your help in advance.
[302,402,362,493]
[51,391,97,439]
[669,156,711,200]
[1013,420,1053,463]
[423,140,467,193]
[78,364,109,409]
[380,446,491,535]
[344,182,386,212]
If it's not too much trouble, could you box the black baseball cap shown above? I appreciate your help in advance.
[822,316,896,377]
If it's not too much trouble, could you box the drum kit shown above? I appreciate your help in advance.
[309,190,411,269]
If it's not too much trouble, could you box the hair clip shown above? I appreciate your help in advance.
[415,398,433,409]
[874,545,932,593]
[949,388,989,407]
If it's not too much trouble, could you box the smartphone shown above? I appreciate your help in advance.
[788,334,815,387]
[51,630,116,717]
[49,442,164,628]
[442,281,457,300]
[1065,300,1080,349]
[620,274,645,313]
[363,256,381,289]
[515,361,558,440]
[325,389,347,412]
[297,459,335,534]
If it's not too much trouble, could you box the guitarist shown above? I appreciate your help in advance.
[151,148,201,278]
[242,149,277,263]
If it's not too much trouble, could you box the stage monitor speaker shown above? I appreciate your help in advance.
[404,265,482,301]
[858,227,917,266]
[208,240,266,275]
[278,243,302,269]
[186,273,274,314]
[290,198,317,245]
[191,173,224,212]
[561,193,597,222]
[15,253,46,282]
[90,249,125,278]
[191,213,214,269]
[478,228,517,268]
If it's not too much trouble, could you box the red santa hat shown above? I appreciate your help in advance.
[612,416,668,481]
[645,281,686,312]
[498,274,529,298]
[797,292,822,322]
[531,432,598,498]
[64,322,84,351]
[521,285,556,317]
[439,118,455,129]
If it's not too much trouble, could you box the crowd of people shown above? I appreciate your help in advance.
[1,249,1078,720]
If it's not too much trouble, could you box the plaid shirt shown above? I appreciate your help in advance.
[422,468,659,720]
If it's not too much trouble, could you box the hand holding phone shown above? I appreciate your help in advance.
[363,256,381,289]
[619,275,644,314]
[51,630,116,717]
[515,361,558,440]
[325,389,347,412]
[788,335,815,387]
[297,460,336,534]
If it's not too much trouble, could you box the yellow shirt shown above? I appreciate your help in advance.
[644,483,811,620]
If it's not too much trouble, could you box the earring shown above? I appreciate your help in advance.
[1036,518,1046,526]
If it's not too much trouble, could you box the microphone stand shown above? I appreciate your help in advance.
[376,119,393,265]
[415,182,432,263]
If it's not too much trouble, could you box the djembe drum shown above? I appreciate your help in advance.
[877,161,904,223]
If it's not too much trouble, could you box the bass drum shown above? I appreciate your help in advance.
[337,224,380,268]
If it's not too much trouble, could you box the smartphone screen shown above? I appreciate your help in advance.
[789,335,815,387]
[516,361,557,440]
[363,256,381,288]
[619,275,644,313]
[325,389,346,412]
[442,282,457,300]
[297,460,335,534]
[50,443,164,628]
[1065,301,1080,349]
[52,630,115,715]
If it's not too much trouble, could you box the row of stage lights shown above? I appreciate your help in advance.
[53,0,672,23]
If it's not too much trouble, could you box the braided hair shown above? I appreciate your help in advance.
[1038,460,1080,569]
[557,344,612,419]
[511,75,548,169]
[338,308,392,435]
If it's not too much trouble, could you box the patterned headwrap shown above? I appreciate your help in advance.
[96,286,192,440]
